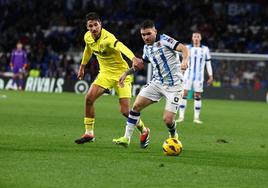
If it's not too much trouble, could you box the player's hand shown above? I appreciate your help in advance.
[207,76,213,86]
[77,66,85,80]
[132,57,144,70]
[118,72,127,87]
[181,59,188,71]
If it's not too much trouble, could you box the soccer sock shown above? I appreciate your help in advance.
[136,119,146,133]
[124,110,140,140]
[194,98,202,120]
[179,96,187,118]
[167,121,177,137]
[84,117,95,135]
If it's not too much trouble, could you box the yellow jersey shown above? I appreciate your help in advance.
[81,28,135,77]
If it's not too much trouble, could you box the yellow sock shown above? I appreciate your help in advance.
[136,119,146,133]
[84,117,95,135]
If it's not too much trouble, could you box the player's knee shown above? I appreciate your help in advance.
[85,94,95,105]
[163,115,173,125]
[194,94,201,100]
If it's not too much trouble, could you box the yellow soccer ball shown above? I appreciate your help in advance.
[162,138,183,156]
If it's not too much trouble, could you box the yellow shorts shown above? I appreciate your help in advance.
[93,73,132,98]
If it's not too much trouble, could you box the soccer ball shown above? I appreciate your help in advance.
[162,138,183,156]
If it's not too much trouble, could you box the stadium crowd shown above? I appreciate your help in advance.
[0,0,267,89]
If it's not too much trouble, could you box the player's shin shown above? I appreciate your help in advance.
[194,97,202,120]
[136,119,146,133]
[124,110,141,140]
[84,117,95,135]
[179,96,187,119]
[167,121,178,139]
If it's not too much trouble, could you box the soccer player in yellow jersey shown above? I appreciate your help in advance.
[75,12,150,147]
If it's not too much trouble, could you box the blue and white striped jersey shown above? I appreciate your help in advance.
[142,34,183,86]
[184,44,212,82]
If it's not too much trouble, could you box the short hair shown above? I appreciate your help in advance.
[86,12,100,21]
[192,31,202,35]
[140,20,155,29]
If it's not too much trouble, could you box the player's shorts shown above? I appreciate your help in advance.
[183,79,203,92]
[93,73,132,98]
[13,67,23,74]
[138,81,183,113]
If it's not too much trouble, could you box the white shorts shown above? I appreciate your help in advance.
[138,82,183,113]
[183,79,203,92]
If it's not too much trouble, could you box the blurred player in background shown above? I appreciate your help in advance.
[177,31,213,124]
[75,12,147,144]
[113,20,189,148]
[10,42,27,90]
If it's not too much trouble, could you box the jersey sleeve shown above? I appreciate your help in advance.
[205,47,213,76]
[108,34,135,61]
[160,34,180,50]
[142,46,150,63]
[81,35,93,65]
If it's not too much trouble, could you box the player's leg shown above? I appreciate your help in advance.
[193,81,203,124]
[18,71,24,90]
[75,84,106,144]
[193,92,203,124]
[113,95,153,147]
[113,83,160,148]
[177,90,188,123]
[164,111,178,139]
[165,90,181,139]
[177,79,192,122]
[75,73,111,144]
[116,76,149,147]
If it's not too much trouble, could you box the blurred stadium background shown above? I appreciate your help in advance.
[1,1,268,188]
[0,0,268,101]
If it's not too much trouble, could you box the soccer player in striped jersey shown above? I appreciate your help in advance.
[75,12,147,144]
[113,20,189,148]
[177,31,213,124]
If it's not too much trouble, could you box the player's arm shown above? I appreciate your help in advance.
[109,36,142,70]
[205,48,213,85]
[23,51,28,70]
[161,34,189,70]
[175,44,189,71]
[78,44,93,80]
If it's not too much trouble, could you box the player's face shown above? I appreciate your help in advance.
[87,20,102,39]
[192,33,202,46]
[16,43,22,50]
[140,28,157,45]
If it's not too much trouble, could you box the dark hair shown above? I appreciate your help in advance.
[192,31,202,35]
[140,19,155,29]
[86,12,100,21]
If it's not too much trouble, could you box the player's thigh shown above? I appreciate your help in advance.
[164,90,182,114]
[114,76,132,99]
[138,83,162,103]
[133,95,155,112]
[93,73,115,90]
[86,83,106,102]
[193,81,204,92]
[183,79,193,91]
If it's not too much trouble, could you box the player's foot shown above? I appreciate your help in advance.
[193,119,203,124]
[112,137,130,147]
[140,127,150,149]
[176,117,184,123]
[169,132,179,140]
[75,134,95,144]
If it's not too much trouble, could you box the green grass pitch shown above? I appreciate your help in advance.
[0,90,267,188]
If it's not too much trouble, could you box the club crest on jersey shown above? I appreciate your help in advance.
[167,38,174,43]
[156,42,161,47]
